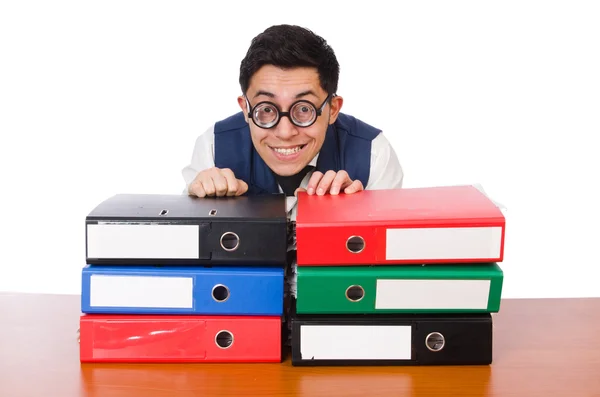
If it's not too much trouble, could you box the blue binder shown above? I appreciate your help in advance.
[81,264,284,315]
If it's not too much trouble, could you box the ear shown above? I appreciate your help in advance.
[327,95,344,124]
[237,96,249,123]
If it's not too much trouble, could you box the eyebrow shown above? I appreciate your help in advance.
[253,90,318,99]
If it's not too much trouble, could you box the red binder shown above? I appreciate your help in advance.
[79,314,282,363]
[296,185,505,266]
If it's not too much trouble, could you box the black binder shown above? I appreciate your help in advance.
[290,310,493,366]
[85,193,288,266]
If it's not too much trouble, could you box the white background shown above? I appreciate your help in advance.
[1,0,599,299]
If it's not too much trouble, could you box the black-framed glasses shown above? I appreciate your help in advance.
[245,95,331,129]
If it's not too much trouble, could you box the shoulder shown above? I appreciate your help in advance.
[181,123,216,189]
[193,112,247,146]
[334,113,381,141]
[188,122,215,160]
[195,112,248,153]
[366,130,404,189]
[371,131,395,153]
[214,111,248,134]
[182,112,250,188]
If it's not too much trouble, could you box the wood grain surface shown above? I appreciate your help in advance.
[0,293,599,397]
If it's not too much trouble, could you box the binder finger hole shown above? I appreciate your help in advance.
[212,284,229,302]
[425,332,445,352]
[345,285,365,302]
[346,236,365,253]
[215,330,234,349]
[220,232,240,251]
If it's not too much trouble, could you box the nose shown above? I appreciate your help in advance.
[273,115,299,140]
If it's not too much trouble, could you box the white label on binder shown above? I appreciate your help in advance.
[385,226,503,260]
[87,224,199,259]
[300,325,412,360]
[90,275,194,308]
[375,279,491,309]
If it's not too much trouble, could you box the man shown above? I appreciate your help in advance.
[182,24,404,206]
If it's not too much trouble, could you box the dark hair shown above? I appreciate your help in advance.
[239,25,339,97]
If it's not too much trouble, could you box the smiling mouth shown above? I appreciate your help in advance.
[269,144,307,156]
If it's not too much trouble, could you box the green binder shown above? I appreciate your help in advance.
[295,263,503,314]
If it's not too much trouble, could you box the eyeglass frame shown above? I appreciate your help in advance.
[244,94,332,129]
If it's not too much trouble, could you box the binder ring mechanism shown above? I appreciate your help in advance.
[425,332,445,352]
[215,330,234,349]
[220,232,240,252]
[212,284,230,302]
[345,285,365,302]
[346,236,365,254]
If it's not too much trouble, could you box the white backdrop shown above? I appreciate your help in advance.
[1,0,599,299]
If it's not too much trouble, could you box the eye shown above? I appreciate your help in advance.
[257,104,277,113]
[292,102,316,123]
[254,103,279,124]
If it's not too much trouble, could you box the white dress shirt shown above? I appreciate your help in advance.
[181,122,404,220]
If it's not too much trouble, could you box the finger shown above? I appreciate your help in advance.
[294,187,307,197]
[329,170,351,195]
[316,170,337,195]
[189,180,206,198]
[344,180,364,194]
[201,178,216,196]
[220,168,239,197]
[306,171,323,195]
[211,172,229,197]
[235,179,249,196]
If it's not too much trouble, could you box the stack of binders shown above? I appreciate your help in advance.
[78,193,289,363]
[291,184,506,366]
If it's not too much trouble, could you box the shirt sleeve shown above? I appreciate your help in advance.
[181,124,216,194]
[365,132,404,190]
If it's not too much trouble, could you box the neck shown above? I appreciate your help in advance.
[273,165,314,196]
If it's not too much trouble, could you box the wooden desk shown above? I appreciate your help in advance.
[0,293,598,397]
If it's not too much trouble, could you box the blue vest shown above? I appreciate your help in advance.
[213,111,380,195]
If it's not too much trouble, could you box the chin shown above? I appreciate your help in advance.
[270,163,308,177]
[264,142,314,176]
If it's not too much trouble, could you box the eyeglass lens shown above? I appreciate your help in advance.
[253,101,317,128]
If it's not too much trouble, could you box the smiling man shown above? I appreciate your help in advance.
[182,24,404,201]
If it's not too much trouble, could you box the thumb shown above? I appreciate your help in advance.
[294,187,307,197]
[236,179,249,196]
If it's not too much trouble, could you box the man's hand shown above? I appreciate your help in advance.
[188,167,248,198]
[295,170,364,196]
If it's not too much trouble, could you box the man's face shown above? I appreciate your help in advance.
[238,65,343,176]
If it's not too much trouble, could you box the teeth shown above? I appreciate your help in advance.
[273,146,302,155]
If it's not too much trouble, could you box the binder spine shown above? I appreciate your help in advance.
[85,220,288,266]
[81,265,284,316]
[295,264,504,314]
[290,313,493,366]
[79,314,282,363]
[296,225,505,266]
